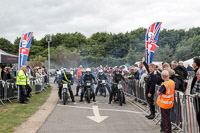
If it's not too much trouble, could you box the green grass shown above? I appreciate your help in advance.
[0,88,52,133]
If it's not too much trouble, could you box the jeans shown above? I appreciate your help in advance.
[81,84,95,94]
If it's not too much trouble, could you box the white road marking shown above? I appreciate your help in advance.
[87,106,108,123]
[57,104,144,114]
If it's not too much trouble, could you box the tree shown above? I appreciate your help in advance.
[30,55,47,67]
[0,38,13,53]
[154,44,174,63]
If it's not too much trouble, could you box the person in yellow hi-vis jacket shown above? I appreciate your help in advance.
[16,65,30,104]
[157,70,175,133]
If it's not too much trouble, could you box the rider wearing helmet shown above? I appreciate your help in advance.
[95,69,110,95]
[59,69,75,102]
[109,68,126,104]
[79,68,97,102]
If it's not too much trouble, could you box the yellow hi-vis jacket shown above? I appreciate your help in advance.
[16,70,30,85]
[70,71,73,77]
[157,79,175,109]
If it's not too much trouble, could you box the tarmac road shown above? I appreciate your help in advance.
[37,85,160,133]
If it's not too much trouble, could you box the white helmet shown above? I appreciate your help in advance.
[99,69,103,73]
[86,68,91,72]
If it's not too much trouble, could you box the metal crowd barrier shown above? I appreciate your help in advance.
[29,77,48,94]
[124,79,200,133]
[0,77,48,105]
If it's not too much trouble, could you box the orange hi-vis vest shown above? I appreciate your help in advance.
[157,79,175,109]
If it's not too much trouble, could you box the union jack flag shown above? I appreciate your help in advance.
[18,32,33,70]
[146,22,162,64]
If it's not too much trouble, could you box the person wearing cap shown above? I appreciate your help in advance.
[16,65,30,104]
[79,68,96,102]
[157,70,175,133]
[95,69,110,96]
[109,68,126,104]
[59,69,75,102]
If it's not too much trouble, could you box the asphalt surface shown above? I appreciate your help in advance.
[37,85,160,133]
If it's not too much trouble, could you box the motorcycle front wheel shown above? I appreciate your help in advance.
[63,92,67,105]
[119,91,123,106]
[87,90,91,103]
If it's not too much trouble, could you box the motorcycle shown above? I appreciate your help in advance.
[112,81,124,106]
[98,79,107,97]
[62,82,70,105]
[84,80,93,103]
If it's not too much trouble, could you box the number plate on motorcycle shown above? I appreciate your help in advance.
[118,84,122,89]
[87,83,91,86]
[63,84,68,88]
[63,89,66,92]
[102,80,105,83]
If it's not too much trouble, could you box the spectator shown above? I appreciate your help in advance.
[35,69,43,94]
[7,68,14,80]
[10,64,16,78]
[139,62,144,79]
[171,60,188,80]
[191,68,200,131]
[187,64,194,71]
[163,63,170,71]
[191,57,200,94]
[139,68,148,98]
[133,67,139,80]
[1,66,8,81]
[187,64,195,79]
[142,57,157,120]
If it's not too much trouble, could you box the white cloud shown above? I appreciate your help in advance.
[0,0,200,42]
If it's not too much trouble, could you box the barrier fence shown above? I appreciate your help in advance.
[0,77,49,105]
[124,79,200,133]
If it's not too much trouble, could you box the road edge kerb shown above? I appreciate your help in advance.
[13,84,58,133]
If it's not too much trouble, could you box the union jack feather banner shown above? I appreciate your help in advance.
[146,22,162,64]
[18,32,33,70]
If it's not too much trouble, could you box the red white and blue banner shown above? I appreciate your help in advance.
[145,22,162,64]
[18,32,33,70]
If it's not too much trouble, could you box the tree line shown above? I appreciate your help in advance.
[0,27,200,67]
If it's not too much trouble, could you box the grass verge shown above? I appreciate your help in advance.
[0,88,52,133]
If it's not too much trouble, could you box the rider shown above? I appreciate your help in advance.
[109,68,126,104]
[58,70,75,102]
[95,69,111,96]
[79,68,97,102]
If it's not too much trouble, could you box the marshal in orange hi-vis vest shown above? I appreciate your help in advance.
[157,79,175,109]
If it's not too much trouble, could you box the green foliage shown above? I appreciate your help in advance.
[0,38,13,53]
[1,28,200,67]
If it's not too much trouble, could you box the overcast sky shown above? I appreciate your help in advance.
[0,0,199,42]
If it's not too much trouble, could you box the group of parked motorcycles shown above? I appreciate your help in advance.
[60,80,125,106]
